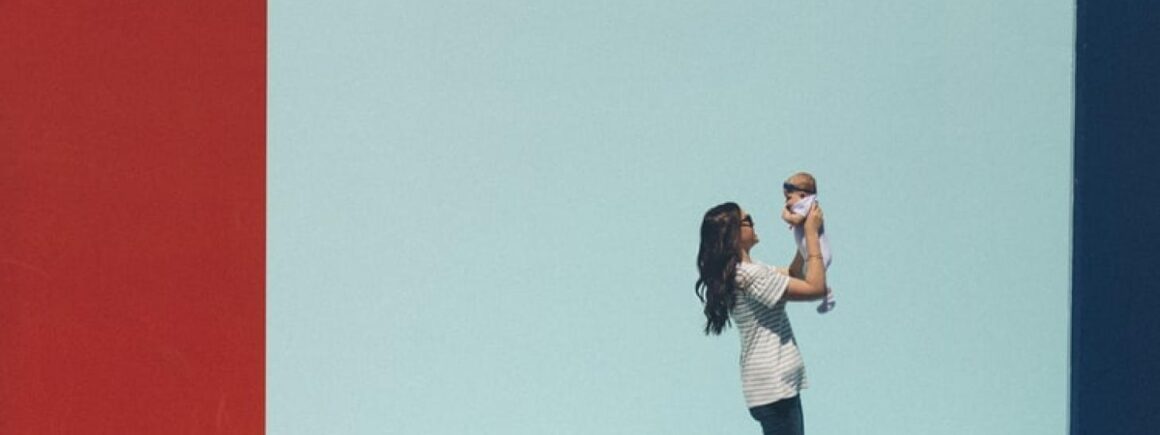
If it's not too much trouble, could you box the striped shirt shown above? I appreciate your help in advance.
[731,261,807,408]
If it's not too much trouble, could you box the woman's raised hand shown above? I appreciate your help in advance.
[804,202,824,234]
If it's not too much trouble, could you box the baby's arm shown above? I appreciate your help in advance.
[781,207,806,227]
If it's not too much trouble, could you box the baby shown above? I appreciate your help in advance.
[781,172,836,314]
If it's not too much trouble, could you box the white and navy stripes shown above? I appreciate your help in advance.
[731,261,807,408]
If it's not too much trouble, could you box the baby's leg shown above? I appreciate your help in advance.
[816,287,836,314]
[816,234,835,314]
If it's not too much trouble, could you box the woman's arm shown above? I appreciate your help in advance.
[784,203,826,301]
[788,251,804,279]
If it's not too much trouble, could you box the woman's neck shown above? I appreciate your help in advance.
[739,249,752,263]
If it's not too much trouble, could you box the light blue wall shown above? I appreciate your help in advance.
[269,2,1073,434]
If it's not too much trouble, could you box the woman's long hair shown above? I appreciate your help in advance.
[695,202,743,335]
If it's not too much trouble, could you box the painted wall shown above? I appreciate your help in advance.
[268,2,1073,434]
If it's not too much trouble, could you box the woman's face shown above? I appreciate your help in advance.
[738,209,759,249]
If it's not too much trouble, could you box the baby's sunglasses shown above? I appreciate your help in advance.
[783,182,816,194]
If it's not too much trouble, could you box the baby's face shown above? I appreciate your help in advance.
[783,189,809,209]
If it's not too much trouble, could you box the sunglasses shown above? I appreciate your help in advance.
[783,182,816,194]
[740,215,754,227]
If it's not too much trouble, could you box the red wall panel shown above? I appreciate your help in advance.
[1,1,265,433]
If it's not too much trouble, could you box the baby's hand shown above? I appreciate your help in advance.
[781,207,806,228]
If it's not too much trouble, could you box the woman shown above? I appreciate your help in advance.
[696,202,827,435]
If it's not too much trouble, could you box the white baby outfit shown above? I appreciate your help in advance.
[790,195,835,313]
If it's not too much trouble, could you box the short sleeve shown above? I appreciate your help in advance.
[735,262,790,307]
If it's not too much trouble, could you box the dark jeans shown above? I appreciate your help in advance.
[748,395,804,435]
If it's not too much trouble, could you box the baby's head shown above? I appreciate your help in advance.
[782,172,818,207]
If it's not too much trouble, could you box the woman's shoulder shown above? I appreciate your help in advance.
[737,261,788,281]
[736,261,776,280]
[738,260,777,271]
[736,260,762,275]
[735,261,792,304]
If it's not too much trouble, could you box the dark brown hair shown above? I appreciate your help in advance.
[695,202,743,335]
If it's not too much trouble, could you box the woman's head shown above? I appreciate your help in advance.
[696,202,757,335]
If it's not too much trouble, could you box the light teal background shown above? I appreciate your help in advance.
[269,1,1073,434]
